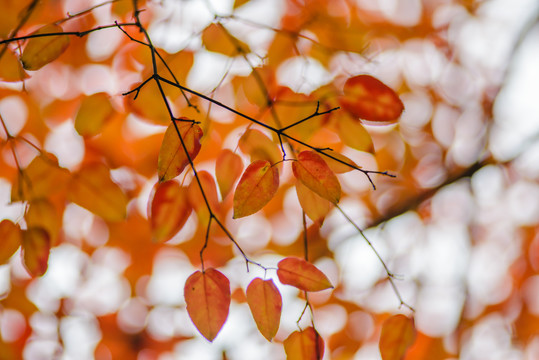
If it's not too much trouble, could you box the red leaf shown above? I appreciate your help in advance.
[149,181,192,242]
[158,121,203,182]
[21,227,50,277]
[379,314,416,360]
[284,327,325,360]
[246,278,282,341]
[184,268,231,342]
[277,257,333,292]
[233,160,279,218]
[292,151,341,204]
[339,75,404,124]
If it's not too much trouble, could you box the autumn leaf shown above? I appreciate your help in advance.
[21,227,50,277]
[336,112,374,153]
[284,327,325,360]
[184,268,231,342]
[379,314,416,360]
[158,121,203,182]
[25,199,61,245]
[233,160,279,218]
[295,181,331,225]
[216,149,244,199]
[11,153,70,202]
[238,129,282,165]
[187,171,220,224]
[321,150,359,174]
[0,220,22,264]
[339,75,404,124]
[277,257,333,292]
[69,163,128,222]
[202,23,250,57]
[74,92,115,137]
[149,180,192,242]
[246,278,282,341]
[0,48,28,82]
[21,24,70,70]
[292,151,341,204]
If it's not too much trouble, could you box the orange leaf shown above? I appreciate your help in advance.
[11,153,70,202]
[292,151,341,204]
[277,257,333,292]
[336,113,374,153]
[21,227,50,277]
[379,314,416,360]
[158,121,203,182]
[295,181,331,225]
[21,24,70,70]
[25,199,61,245]
[149,181,192,242]
[339,75,404,124]
[233,0,251,9]
[184,268,231,342]
[284,327,325,360]
[125,79,173,125]
[74,92,115,137]
[215,149,244,199]
[202,23,250,57]
[187,171,219,224]
[238,129,282,165]
[246,278,282,341]
[0,220,22,264]
[233,160,279,218]
[69,163,128,222]
[0,48,28,82]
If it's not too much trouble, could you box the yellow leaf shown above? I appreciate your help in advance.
[25,199,61,245]
[238,129,282,165]
[74,93,115,137]
[69,163,128,222]
[202,23,250,57]
[295,181,331,225]
[0,48,28,82]
[21,24,70,71]
[336,112,374,153]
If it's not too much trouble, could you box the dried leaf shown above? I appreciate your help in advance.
[295,181,331,225]
[246,278,282,341]
[238,129,282,165]
[202,23,250,57]
[0,220,22,264]
[149,180,192,243]
[277,257,333,292]
[74,92,115,137]
[339,75,404,124]
[216,149,244,199]
[379,314,416,360]
[284,327,325,360]
[233,160,279,218]
[69,163,128,222]
[21,227,50,277]
[158,121,203,182]
[292,151,341,204]
[21,24,70,70]
[184,268,231,342]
